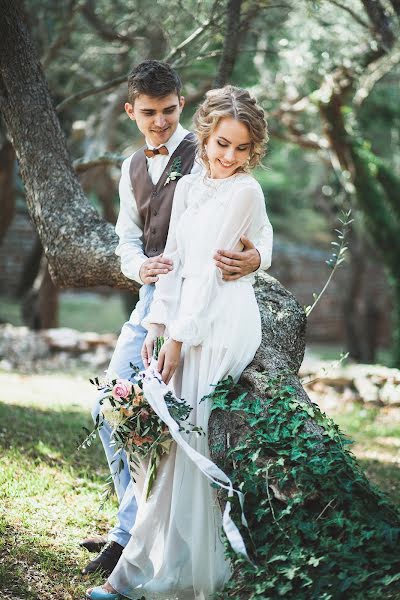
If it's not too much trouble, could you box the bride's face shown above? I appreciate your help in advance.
[205,117,251,179]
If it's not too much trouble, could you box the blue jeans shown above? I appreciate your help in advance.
[91,284,155,547]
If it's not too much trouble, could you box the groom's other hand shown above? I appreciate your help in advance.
[214,236,260,281]
[140,254,173,284]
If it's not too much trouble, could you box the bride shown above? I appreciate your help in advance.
[86,85,273,600]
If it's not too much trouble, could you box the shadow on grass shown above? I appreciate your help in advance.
[0,400,106,477]
[1,400,399,502]
[0,521,100,600]
[358,458,400,504]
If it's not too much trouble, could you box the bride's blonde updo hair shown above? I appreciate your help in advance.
[194,85,268,173]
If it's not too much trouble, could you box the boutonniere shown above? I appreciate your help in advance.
[164,156,183,186]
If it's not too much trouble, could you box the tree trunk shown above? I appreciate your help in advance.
[0,137,16,244]
[213,0,243,87]
[21,255,59,329]
[389,0,400,17]
[209,272,321,471]
[318,66,400,365]
[361,0,395,50]
[15,233,42,297]
[0,0,134,291]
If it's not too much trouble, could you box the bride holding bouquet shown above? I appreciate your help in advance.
[87,85,273,600]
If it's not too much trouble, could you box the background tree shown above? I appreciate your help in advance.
[244,0,400,363]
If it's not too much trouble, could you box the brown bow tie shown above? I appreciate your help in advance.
[144,145,169,158]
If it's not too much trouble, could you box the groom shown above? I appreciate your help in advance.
[81,60,271,577]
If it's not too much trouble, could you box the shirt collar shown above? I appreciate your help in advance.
[145,123,190,155]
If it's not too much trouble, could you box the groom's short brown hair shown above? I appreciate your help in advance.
[127,60,182,104]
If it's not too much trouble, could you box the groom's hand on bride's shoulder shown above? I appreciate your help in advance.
[213,236,261,281]
[140,254,174,284]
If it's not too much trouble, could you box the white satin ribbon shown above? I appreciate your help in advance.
[141,360,253,563]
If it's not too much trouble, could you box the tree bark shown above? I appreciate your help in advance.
[0,0,136,292]
[209,272,325,473]
[0,136,16,244]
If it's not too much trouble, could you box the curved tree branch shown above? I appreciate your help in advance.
[56,74,127,113]
[73,153,125,173]
[164,2,221,64]
[327,0,369,29]
[56,9,219,114]
[41,0,80,69]
[353,45,400,105]
[81,0,143,44]
[0,0,137,292]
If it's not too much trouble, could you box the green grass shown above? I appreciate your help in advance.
[0,371,398,599]
[332,404,400,503]
[0,292,133,334]
[0,372,118,600]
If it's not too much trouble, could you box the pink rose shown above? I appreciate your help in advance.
[112,379,133,400]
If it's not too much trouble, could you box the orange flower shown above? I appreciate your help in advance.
[120,406,134,418]
[130,432,153,447]
[132,385,145,406]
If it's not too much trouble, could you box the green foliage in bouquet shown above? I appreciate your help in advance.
[209,376,400,600]
[81,337,204,500]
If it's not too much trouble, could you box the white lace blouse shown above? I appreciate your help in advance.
[142,171,273,346]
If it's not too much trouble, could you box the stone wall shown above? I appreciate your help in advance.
[269,240,392,346]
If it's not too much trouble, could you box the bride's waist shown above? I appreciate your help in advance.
[181,270,255,285]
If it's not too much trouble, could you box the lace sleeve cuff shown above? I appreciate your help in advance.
[168,316,208,346]
[141,301,169,331]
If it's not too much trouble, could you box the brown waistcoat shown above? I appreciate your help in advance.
[129,133,196,258]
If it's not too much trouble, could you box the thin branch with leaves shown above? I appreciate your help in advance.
[305,209,353,317]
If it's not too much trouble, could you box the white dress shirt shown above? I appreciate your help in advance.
[115,124,198,284]
[115,123,272,284]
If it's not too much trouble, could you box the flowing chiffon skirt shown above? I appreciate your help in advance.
[108,279,261,599]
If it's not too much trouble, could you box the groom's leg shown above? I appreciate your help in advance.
[82,285,155,576]
[91,284,155,547]
[91,323,142,514]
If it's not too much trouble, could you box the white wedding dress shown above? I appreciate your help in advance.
[108,171,273,600]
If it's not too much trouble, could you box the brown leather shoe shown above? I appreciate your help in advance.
[81,541,124,576]
[80,534,108,553]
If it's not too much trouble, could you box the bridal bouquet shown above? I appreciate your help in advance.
[84,338,203,499]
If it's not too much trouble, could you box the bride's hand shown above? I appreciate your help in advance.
[157,338,182,384]
[142,324,165,368]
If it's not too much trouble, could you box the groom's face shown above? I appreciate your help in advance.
[125,93,185,147]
